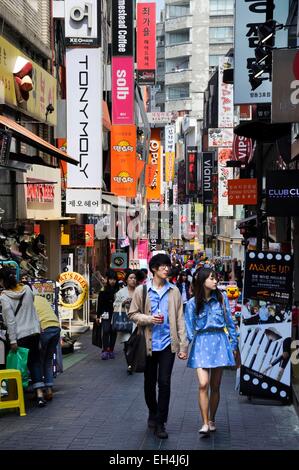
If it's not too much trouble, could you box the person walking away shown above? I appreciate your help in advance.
[113,270,137,373]
[34,295,61,401]
[96,270,119,360]
[185,268,239,436]
[128,254,188,439]
[0,267,46,407]
[176,271,191,313]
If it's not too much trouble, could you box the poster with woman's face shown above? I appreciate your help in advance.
[58,272,88,309]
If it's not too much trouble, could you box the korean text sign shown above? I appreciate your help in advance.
[146,128,161,201]
[112,56,134,125]
[137,2,156,85]
[111,125,137,197]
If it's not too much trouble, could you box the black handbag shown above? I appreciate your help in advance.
[125,285,147,373]
[111,310,133,333]
[92,319,102,348]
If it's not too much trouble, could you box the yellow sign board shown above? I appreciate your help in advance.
[0,36,57,125]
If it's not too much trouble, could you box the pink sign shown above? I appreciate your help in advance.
[112,57,134,125]
[138,240,149,259]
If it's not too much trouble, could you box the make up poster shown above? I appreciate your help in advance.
[239,319,292,402]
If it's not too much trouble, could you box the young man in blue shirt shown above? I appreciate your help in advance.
[129,254,188,439]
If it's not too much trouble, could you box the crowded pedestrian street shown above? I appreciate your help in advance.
[1,0,299,460]
[1,331,299,451]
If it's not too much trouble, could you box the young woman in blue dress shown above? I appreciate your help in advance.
[185,268,239,435]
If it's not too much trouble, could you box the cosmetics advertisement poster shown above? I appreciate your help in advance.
[239,314,292,402]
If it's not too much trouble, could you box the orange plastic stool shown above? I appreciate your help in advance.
[0,369,26,416]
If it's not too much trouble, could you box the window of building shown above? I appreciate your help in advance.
[167,29,190,46]
[167,84,190,100]
[210,0,234,16]
[166,57,190,73]
[209,55,223,67]
[209,27,233,43]
[157,60,165,72]
[167,3,190,19]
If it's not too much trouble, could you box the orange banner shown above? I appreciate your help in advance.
[146,128,161,201]
[111,125,137,197]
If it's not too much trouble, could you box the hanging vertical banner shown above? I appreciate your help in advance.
[146,128,161,201]
[112,56,134,125]
[137,2,156,85]
[218,56,234,128]
[202,152,214,205]
[234,0,289,105]
[165,125,175,182]
[112,0,134,57]
[64,0,101,47]
[218,148,233,217]
[111,125,137,197]
[66,47,102,188]
[186,147,197,196]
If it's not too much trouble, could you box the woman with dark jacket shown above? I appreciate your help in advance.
[176,271,191,312]
[96,270,119,360]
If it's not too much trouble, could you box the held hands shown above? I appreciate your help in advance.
[177,352,188,360]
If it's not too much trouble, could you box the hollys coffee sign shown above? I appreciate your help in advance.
[232,135,253,165]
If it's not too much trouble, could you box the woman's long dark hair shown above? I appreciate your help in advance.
[193,268,223,315]
[0,267,18,290]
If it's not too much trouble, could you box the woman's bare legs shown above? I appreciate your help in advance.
[209,367,223,422]
[196,368,210,425]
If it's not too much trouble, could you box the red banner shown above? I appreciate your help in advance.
[137,2,156,85]
[228,178,257,205]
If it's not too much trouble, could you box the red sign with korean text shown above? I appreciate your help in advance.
[232,135,253,165]
[137,2,156,85]
[228,178,257,205]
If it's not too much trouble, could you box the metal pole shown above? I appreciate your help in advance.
[256,141,263,251]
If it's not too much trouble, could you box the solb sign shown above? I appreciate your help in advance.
[272,49,299,123]
[112,0,134,57]
[112,57,134,125]
[232,135,253,165]
[64,0,101,47]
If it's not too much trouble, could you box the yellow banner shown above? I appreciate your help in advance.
[165,151,175,182]
[0,36,57,125]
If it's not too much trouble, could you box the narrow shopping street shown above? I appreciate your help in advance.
[1,330,299,451]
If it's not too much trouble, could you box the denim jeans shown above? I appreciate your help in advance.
[17,334,44,390]
[144,344,175,425]
[40,327,61,387]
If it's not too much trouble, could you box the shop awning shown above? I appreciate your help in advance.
[0,115,78,165]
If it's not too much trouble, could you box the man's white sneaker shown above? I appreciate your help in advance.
[199,424,210,435]
[208,421,216,432]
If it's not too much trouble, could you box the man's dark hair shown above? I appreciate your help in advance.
[149,254,171,274]
[141,268,148,275]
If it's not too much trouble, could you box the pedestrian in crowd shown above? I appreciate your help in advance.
[96,269,119,360]
[135,269,147,286]
[184,268,239,436]
[176,271,191,313]
[113,269,137,374]
[34,295,61,401]
[128,254,188,439]
[0,267,46,407]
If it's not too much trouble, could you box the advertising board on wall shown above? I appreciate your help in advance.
[137,2,156,85]
[218,148,233,217]
[234,0,289,105]
[202,152,214,205]
[266,170,299,216]
[66,47,102,188]
[64,0,101,47]
[146,128,161,201]
[112,56,134,125]
[112,0,134,57]
[110,125,137,197]
[272,49,299,123]
[228,178,257,205]
[218,56,234,127]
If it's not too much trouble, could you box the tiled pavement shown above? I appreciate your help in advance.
[0,330,299,450]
